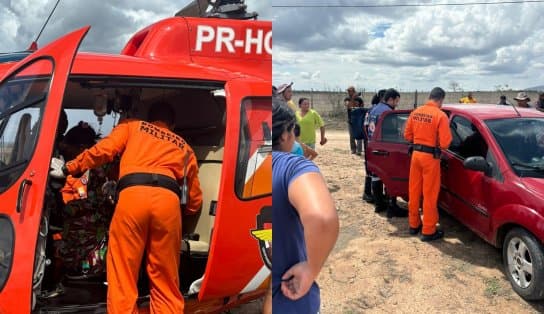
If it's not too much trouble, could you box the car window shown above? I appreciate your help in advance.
[449,116,488,160]
[486,118,544,178]
[485,148,503,181]
[381,113,409,143]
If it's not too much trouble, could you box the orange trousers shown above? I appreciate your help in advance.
[107,186,183,313]
[408,152,441,235]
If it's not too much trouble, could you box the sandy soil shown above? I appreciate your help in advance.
[311,129,544,314]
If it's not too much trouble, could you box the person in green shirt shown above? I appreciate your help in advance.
[295,97,327,149]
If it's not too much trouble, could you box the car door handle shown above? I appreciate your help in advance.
[372,150,389,156]
[16,179,32,213]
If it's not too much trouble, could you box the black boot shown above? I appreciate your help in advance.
[372,181,387,213]
[386,197,408,218]
[362,176,374,203]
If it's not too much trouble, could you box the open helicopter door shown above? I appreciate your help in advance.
[0,27,89,313]
[197,80,272,302]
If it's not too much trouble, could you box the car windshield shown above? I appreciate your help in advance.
[486,118,544,177]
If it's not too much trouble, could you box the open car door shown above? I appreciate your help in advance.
[198,80,272,302]
[366,110,411,200]
[0,27,89,313]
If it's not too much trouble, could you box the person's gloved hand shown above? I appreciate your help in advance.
[49,157,66,179]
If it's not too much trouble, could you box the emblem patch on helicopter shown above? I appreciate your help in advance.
[250,206,272,270]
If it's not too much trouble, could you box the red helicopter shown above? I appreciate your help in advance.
[0,0,271,313]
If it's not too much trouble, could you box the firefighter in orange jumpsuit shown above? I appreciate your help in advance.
[60,102,202,313]
[404,87,452,242]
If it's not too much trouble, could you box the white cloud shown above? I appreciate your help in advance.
[273,2,544,91]
[1,0,272,53]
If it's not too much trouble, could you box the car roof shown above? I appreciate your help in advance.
[442,104,544,120]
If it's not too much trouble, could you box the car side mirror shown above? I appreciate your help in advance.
[463,156,491,176]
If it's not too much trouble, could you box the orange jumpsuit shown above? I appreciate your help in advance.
[65,119,202,313]
[404,101,451,235]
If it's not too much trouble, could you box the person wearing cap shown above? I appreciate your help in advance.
[344,86,365,154]
[404,87,452,242]
[272,97,338,313]
[497,95,512,106]
[514,92,532,108]
[535,92,544,111]
[459,92,477,104]
[277,82,297,112]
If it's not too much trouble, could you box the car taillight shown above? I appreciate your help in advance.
[0,216,14,292]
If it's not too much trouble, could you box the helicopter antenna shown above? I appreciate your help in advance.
[30,0,61,51]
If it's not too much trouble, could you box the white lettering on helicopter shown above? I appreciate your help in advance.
[195,25,272,55]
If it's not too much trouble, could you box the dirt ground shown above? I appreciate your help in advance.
[312,129,544,314]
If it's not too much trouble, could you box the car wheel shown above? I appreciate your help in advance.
[502,227,544,300]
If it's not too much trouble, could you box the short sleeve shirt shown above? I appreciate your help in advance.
[272,152,321,314]
[296,110,324,145]
[291,141,304,156]
[367,103,392,140]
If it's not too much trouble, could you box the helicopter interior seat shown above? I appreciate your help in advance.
[181,95,226,255]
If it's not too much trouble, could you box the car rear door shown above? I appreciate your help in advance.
[198,80,272,301]
[0,27,89,313]
[366,110,411,200]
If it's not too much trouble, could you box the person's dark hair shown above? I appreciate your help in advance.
[148,101,176,126]
[377,89,387,102]
[57,109,68,138]
[383,88,400,103]
[298,97,309,106]
[294,123,301,137]
[429,87,446,101]
[272,97,296,149]
[63,121,97,148]
[354,97,364,106]
[371,93,380,105]
[500,95,506,100]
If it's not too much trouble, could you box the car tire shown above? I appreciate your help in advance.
[502,227,544,301]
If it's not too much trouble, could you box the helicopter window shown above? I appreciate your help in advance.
[235,97,271,200]
[0,58,52,192]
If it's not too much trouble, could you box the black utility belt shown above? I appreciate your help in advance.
[117,173,181,199]
[412,144,441,159]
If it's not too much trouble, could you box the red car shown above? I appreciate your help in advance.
[367,104,544,301]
